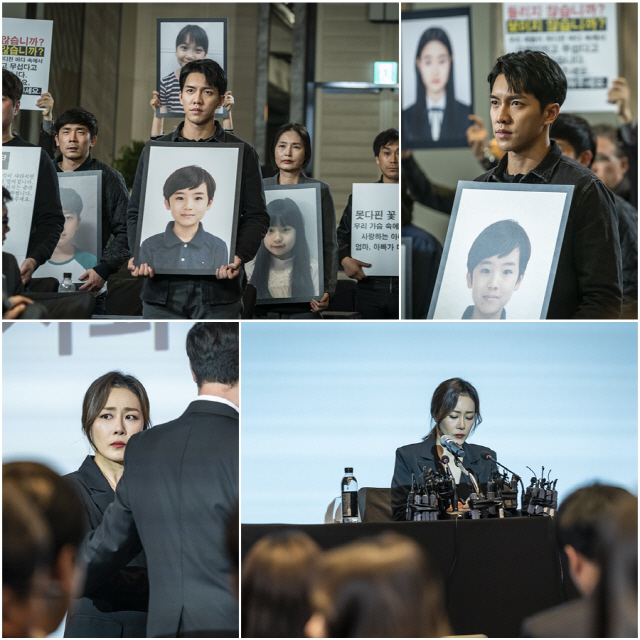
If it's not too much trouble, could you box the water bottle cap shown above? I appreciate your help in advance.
[63,272,72,278]
[344,467,353,473]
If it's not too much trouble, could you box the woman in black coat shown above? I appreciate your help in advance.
[64,371,150,637]
[391,377,497,520]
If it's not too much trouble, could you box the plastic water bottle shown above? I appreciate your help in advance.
[341,467,359,523]
[58,273,74,293]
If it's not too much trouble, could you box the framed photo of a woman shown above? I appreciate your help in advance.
[401,8,473,149]
[245,183,323,305]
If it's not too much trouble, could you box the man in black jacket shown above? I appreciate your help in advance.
[128,59,269,319]
[82,322,239,637]
[2,69,64,285]
[476,50,622,319]
[337,128,399,318]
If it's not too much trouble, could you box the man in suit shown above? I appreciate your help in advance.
[81,322,239,637]
[521,483,637,637]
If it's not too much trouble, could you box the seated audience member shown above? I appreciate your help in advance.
[464,219,531,320]
[550,113,638,319]
[401,188,442,318]
[476,50,622,319]
[521,483,637,638]
[3,462,87,638]
[305,533,451,638]
[2,483,53,638]
[337,128,399,319]
[242,531,320,637]
[2,69,64,286]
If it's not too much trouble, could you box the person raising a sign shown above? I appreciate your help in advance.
[337,128,399,319]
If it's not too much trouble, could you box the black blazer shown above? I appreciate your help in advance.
[402,98,472,149]
[64,456,148,638]
[391,433,497,520]
[81,399,239,638]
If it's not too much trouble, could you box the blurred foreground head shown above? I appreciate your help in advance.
[3,462,86,637]
[242,531,320,637]
[306,533,451,637]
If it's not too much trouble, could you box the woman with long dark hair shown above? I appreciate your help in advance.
[391,377,497,520]
[402,27,472,147]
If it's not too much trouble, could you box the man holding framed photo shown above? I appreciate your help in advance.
[128,59,269,319]
[475,50,622,319]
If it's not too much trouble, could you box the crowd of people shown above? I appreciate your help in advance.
[3,60,399,320]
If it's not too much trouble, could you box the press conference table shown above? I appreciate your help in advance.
[242,517,579,638]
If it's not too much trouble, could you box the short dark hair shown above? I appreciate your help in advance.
[550,113,596,167]
[373,128,399,157]
[425,378,482,440]
[163,165,216,202]
[3,462,86,558]
[467,219,531,280]
[186,322,239,387]
[271,123,312,169]
[2,68,23,105]
[53,107,99,139]
[59,187,84,216]
[81,371,151,450]
[488,50,567,111]
[179,59,227,95]
[3,186,12,207]
[556,483,637,561]
[176,24,209,54]
[591,123,625,159]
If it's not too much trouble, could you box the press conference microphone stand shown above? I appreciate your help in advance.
[485,454,526,506]
[440,455,462,518]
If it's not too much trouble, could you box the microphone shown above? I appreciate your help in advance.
[440,435,465,459]
[484,454,518,477]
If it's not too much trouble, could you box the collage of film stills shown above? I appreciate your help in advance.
[2,2,637,639]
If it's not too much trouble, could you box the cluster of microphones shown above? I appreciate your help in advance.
[405,436,558,521]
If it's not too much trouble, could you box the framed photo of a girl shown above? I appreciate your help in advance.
[401,8,473,149]
[156,18,227,118]
[246,183,323,305]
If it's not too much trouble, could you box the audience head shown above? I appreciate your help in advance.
[414,27,456,107]
[2,483,52,638]
[426,377,482,440]
[591,123,629,190]
[175,24,209,66]
[373,128,399,182]
[306,533,451,637]
[186,322,239,389]
[3,461,86,636]
[271,123,312,171]
[242,531,320,637]
[53,107,98,139]
[550,113,596,168]
[179,58,227,96]
[556,483,637,597]
[53,108,98,164]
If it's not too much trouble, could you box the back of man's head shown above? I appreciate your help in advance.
[53,107,99,139]
[186,322,239,388]
[550,113,596,167]
[488,49,567,111]
[179,59,227,95]
[373,128,399,157]
[2,69,23,105]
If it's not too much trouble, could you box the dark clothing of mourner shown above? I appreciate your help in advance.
[38,119,56,159]
[391,434,497,521]
[475,140,623,319]
[461,305,506,320]
[64,456,148,638]
[82,399,239,638]
[4,135,64,267]
[520,595,593,638]
[613,193,638,318]
[618,121,637,209]
[337,178,399,319]
[138,222,228,272]
[54,153,131,281]
[127,122,269,318]
[401,223,443,319]
[402,98,472,149]
[401,153,456,215]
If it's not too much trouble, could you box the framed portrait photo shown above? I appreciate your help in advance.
[246,183,324,304]
[401,8,473,149]
[35,170,102,283]
[134,141,243,276]
[428,181,573,320]
[156,18,228,119]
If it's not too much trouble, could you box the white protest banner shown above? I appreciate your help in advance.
[351,183,399,277]
[2,17,54,110]
[503,3,618,113]
[2,146,41,266]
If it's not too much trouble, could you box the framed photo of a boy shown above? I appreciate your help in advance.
[133,141,243,276]
[246,183,323,304]
[156,18,227,119]
[428,181,573,320]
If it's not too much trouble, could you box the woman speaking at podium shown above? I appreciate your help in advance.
[391,378,497,520]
